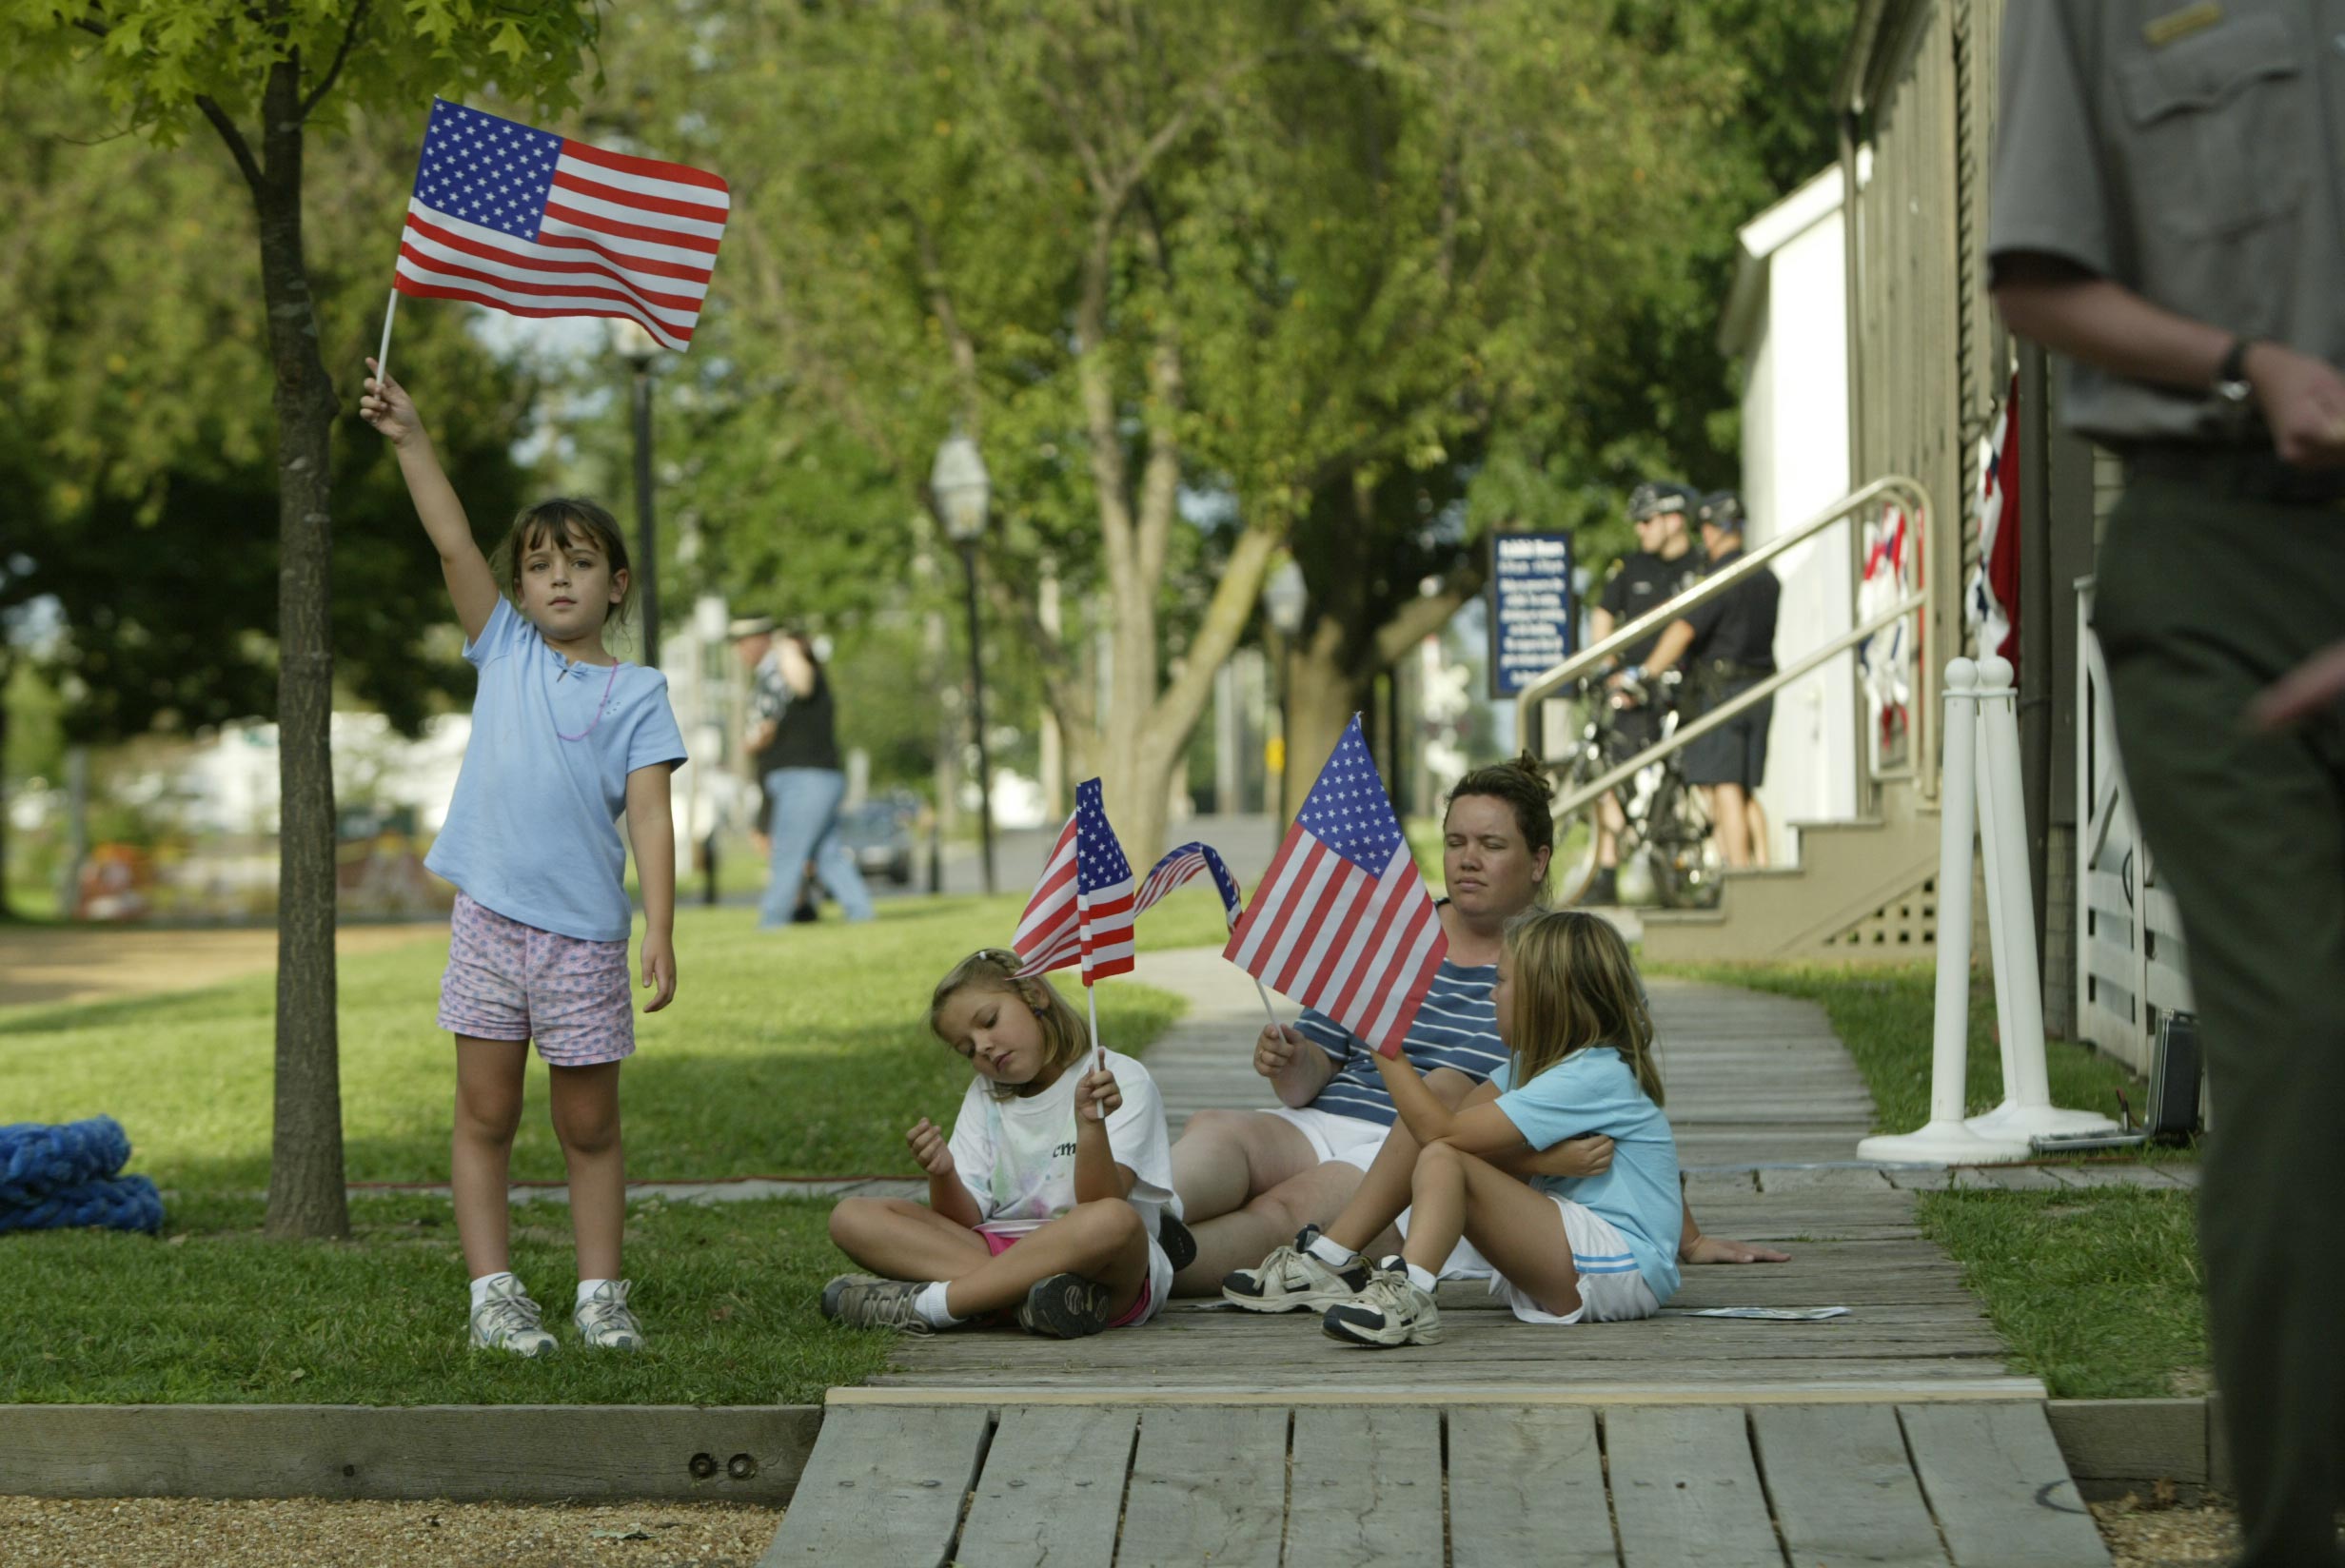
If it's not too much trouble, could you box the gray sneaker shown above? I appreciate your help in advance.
[1016,1272,1114,1339]
[1322,1260,1443,1347]
[1221,1225,1370,1313]
[574,1280,645,1351]
[819,1273,935,1334]
[469,1275,557,1358]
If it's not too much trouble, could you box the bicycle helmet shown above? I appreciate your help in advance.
[1627,480,1697,523]
[1697,490,1745,532]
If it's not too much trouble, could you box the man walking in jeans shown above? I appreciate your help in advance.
[1989,4,2345,1561]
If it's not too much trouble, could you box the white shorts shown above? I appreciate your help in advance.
[1256,1106,1388,1173]
[1490,1197,1664,1325]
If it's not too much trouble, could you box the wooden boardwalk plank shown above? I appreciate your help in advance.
[1284,1406,1444,1568]
[1117,1405,1288,1568]
[1751,1404,1950,1567]
[955,1406,1133,1568]
[1604,1405,1785,1568]
[1899,1403,2111,1567]
[756,1406,989,1568]
[1448,1406,1620,1568]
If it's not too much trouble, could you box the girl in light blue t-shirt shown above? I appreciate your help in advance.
[364,364,686,1361]
[1241,910,1689,1348]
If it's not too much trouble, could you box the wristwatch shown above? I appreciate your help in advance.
[2213,337,2256,407]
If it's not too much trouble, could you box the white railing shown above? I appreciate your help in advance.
[1512,476,1933,816]
[2074,578,2195,1076]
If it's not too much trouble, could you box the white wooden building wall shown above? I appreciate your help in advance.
[2074,578,2196,1077]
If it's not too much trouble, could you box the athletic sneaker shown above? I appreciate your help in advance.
[469,1275,558,1358]
[574,1280,646,1351]
[1221,1225,1371,1313]
[819,1273,934,1334]
[1015,1272,1114,1339]
[1322,1260,1443,1347]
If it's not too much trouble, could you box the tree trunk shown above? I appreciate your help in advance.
[1281,620,1379,818]
[246,56,347,1241]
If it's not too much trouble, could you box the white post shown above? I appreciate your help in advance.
[1858,658,2033,1164]
[1966,721,2023,1132]
[1968,657,2117,1137]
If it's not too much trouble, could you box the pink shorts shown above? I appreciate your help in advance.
[980,1228,1155,1329]
[436,893,635,1067]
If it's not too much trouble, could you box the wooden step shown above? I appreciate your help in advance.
[764,1401,2110,1567]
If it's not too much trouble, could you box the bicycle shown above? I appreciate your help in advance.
[1546,671,1724,911]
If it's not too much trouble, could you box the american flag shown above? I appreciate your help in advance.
[1012,779,1136,985]
[1137,842,1244,926]
[393,99,729,352]
[1224,716,1447,1055]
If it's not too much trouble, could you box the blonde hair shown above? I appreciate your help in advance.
[927,949,1091,1099]
[1502,910,1665,1107]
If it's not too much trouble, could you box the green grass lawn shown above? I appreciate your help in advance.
[0,886,1234,1405]
[0,1193,889,1405]
[1658,957,2208,1400]
[0,887,1234,1193]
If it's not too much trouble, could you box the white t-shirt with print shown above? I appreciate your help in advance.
[944,1047,1180,1242]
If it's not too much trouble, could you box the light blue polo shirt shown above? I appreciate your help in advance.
[1293,958,1508,1127]
[424,597,687,942]
[1489,1046,1682,1303]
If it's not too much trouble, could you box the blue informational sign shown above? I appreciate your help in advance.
[1488,532,1577,698]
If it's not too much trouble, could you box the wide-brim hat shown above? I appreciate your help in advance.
[727,614,778,639]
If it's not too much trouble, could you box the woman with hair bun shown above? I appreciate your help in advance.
[1168,756,1783,1296]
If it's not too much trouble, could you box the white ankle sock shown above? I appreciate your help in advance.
[1306,1234,1357,1268]
[577,1278,618,1307]
[469,1271,519,1309]
[913,1281,964,1329]
[1405,1263,1438,1295]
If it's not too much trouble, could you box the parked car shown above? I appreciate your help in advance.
[836,797,917,887]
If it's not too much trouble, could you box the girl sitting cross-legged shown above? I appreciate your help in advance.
[820,950,1180,1339]
[1224,910,1685,1347]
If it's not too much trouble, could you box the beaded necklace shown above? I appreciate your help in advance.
[555,657,622,742]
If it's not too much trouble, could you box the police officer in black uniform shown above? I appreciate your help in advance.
[1586,480,1704,903]
[1635,490,1779,868]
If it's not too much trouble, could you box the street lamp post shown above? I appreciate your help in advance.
[1262,560,1308,824]
[930,432,996,898]
[610,318,662,670]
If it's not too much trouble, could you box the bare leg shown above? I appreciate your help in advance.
[1745,794,1772,867]
[1175,1161,1366,1294]
[547,1061,626,1283]
[1596,792,1626,871]
[939,1200,1152,1320]
[1707,783,1751,867]
[830,1196,995,1281]
[452,1037,528,1280]
[1321,1117,1424,1257]
[1169,1108,1318,1224]
[1402,1143,1583,1318]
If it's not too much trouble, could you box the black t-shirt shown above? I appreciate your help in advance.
[757,667,843,774]
[1680,549,1781,673]
[1598,549,1705,664]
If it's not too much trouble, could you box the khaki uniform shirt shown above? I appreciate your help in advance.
[1987,0,2345,443]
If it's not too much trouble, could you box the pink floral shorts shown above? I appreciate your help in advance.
[436,893,635,1067]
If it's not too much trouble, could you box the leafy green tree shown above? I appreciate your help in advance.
[0,0,597,1238]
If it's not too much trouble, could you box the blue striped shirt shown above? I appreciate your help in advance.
[1292,959,1506,1127]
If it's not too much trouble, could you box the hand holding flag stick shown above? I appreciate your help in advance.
[1010,780,1134,1120]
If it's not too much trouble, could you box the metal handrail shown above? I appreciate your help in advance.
[1514,474,1933,806]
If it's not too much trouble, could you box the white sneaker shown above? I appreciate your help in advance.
[469,1276,557,1358]
[1322,1260,1443,1347]
[1221,1225,1372,1313]
[574,1280,646,1351]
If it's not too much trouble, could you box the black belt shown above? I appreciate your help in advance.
[1700,660,1774,683]
[2120,441,2345,506]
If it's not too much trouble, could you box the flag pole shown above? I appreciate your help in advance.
[1232,911,1283,1036]
[1085,982,1106,1120]
[374,290,399,386]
